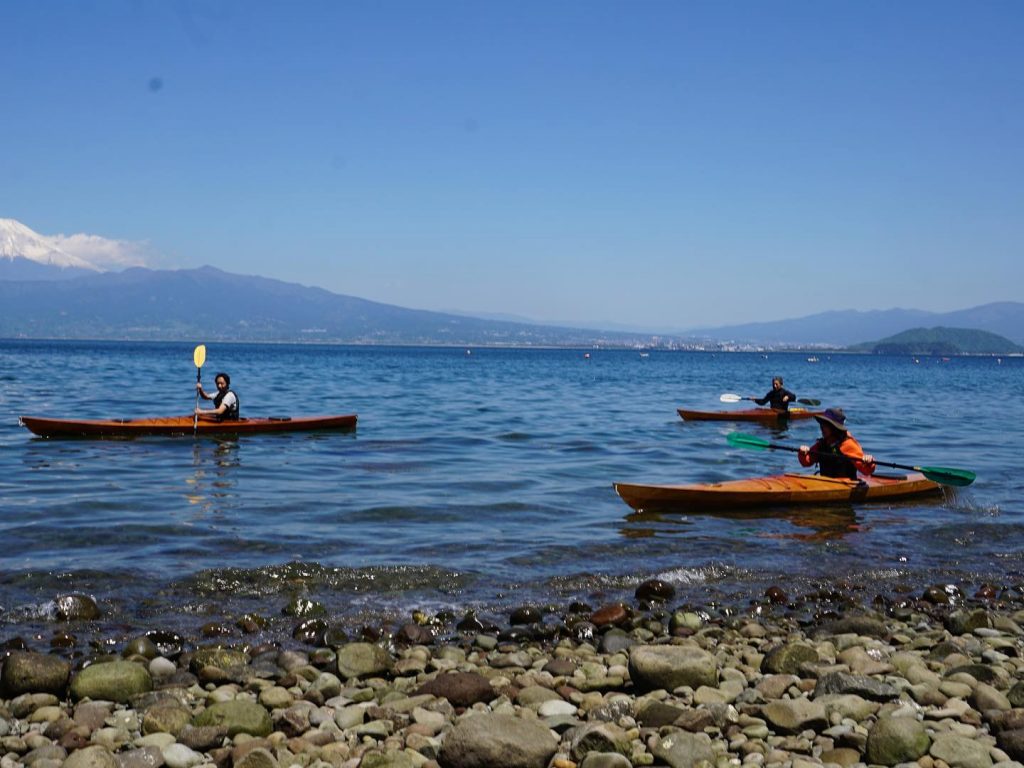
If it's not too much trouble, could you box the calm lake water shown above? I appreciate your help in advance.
[1,340,1022,643]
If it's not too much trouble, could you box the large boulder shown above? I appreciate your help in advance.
[70,661,153,703]
[1,651,71,696]
[866,716,931,766]
[438,713,557,768]
[193,700,272,737]
[628,645,718,692]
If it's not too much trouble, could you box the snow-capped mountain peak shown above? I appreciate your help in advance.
[0,218,101,270]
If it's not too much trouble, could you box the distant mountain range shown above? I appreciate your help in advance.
[2,218,1022,347]
[690,304,1024,346]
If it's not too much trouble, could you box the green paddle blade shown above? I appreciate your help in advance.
[727,432,771,451]
[918,466,976,487]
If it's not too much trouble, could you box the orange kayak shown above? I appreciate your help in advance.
[678,407,820,423]
[614,472,941,513]
[19,414,357,438]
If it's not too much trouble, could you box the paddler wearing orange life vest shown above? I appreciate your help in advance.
[798,407,876,480]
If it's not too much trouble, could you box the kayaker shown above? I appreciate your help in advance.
[750,376,795,411]
[798,408,875,479]
[195,372,239,421]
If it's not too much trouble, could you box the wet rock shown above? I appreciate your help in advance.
[591,603,630,628]
[395,622,435,646]
[635,579,676,603]
[510,606,542,625]
[188,647,248,674]
[70,661,153,703]
[628,645,718,692]
[54,594,101,621]
[438,712,557,768]
[765,586,788,604]
[192,700,272,737]
[0,651,71,697]
[415,671,494,707]
[946,609,992,635]
[335,642,394,679]
[866,715,931,765]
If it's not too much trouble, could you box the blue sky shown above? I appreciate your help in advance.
[2,1,1022,331]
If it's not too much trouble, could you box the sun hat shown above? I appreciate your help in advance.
[814,407,848,432]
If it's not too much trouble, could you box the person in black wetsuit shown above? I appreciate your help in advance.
[195,372,240,421]
[750,376,795,411]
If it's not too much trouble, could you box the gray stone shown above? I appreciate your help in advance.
[141,703,191,736]
[570,722,632,761]
[437,713,557,768]
[361,752,416,768]
[628,644,718,692]
[233,747,279,768]
[761,643,820,675]
[63,745,118,768]
[335,642,394,680]
[930,733,995,768]
[0,652,71,697]
[114,746,165,768]
[192,700,272,737]
[763,698,828,734]
[70,661,153,703]
[636,698,688,727]
[866,716,931,766]
[974,682,1012,712]
[650,730,716,768]
[814,671,899,701]
[415,671,494,707]
[580,753,633,768]
[996,728,1024,761]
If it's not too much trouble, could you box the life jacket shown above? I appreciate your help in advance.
[816,436,858,480]
[213,389,240,421]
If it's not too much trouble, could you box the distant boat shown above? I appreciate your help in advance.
[806,356,819,363]
[639,352,649,358]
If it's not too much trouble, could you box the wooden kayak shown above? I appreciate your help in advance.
[614,472,941,513]
[678,407,820,423]
[19,414,357,438]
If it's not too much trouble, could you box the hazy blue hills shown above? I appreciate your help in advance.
[1,260,1021,348]
[849,326,1024,355]
[688,303,1024,346]
[0,265,684,346]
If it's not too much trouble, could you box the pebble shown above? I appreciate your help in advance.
[2,589,1024,768]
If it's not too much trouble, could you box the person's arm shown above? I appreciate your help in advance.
[752,390,771,406]
[840,438,876,476]
[798,440,818,467]
[782,388,795,404]
[196,382,213,401]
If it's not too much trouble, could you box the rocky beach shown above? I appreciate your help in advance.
[3,579,1024,768]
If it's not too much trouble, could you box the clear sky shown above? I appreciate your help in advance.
[2,1,1022,331]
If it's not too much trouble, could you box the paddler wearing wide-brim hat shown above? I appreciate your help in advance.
[798,407,876,479]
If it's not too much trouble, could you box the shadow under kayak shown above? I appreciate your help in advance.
[19,414,357,438]
[678,407,821,423]
[613,472,941,513]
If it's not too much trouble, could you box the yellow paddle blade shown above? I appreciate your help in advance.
[193,344,206,368]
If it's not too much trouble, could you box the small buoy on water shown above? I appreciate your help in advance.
[584,353,591,359]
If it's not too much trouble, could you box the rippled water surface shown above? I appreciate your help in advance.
[1,340,1022,639]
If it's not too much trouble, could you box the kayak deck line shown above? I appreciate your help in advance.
[677,407,821,423]
[19,414,357,438]
[613,471,943,513]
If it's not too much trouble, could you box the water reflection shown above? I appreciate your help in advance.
[623,506,863,543]
[184,438,240,515]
